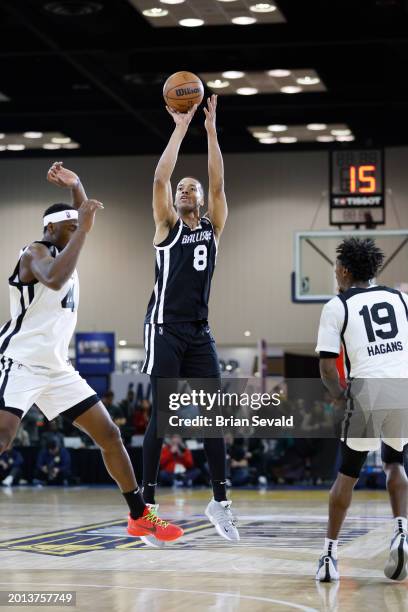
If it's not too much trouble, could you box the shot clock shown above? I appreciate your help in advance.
[330,149,385,226]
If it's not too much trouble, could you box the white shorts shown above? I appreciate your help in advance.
[345,438,406,453]
[343,409,407,452]
[344,379,408,451]
[0,356,98,421]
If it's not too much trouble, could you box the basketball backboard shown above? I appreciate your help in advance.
[293,230,408,303]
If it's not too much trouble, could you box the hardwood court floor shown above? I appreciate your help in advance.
[1,487,407,611]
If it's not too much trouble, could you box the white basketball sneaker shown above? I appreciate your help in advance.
[384,529,408,581]
[315,554,340,582]
[1,475,13,487]
[205,498,240,541]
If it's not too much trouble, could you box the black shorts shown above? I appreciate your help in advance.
[141,321,220,378]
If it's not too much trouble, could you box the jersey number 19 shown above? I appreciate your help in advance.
[359,302,398,342]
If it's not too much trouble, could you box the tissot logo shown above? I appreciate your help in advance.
[176,87,200,97]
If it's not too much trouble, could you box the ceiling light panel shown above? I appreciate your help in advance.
[0,132,80,151]
[248,123,353,143]
[127,0,285,27]
[202,69,325,95]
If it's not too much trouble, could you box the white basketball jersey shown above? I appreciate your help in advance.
[316,285,408,378]
[0,241,79,371]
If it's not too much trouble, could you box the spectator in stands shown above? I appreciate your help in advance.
[247,438,268,485]
[133,399,150,434]
[265,438,302,484]
[103,390,126,428]
[0,446,24,486]
[228,438,250,487]
[101,389,115,414]
[102,390,134,443]
[119,386,136,422]
[295,398,336,484]
[40,418,65,448]
[24,404,44,445]
[225,434,252,486]
[14,423,30,447]
[34,438,72,485]
[295,398,307,420]
[322,392,334,414]
[322,391,339,430]
[301,400,332,433]
[101,389,115,410]
[159,435,201,487]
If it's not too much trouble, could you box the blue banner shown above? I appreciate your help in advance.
[75,332,115,374]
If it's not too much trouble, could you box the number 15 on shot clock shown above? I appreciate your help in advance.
[330,149,385,226]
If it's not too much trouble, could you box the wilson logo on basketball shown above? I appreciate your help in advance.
[175,87,201,97]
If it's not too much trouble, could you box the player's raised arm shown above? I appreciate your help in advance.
[23,199,103,290]
[153,105,197,242]
[204,95,228,239]
[47,161,88,210]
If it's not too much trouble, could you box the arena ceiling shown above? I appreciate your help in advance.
[0,0,407,156]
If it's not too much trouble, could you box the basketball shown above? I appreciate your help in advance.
[163,71,204,113]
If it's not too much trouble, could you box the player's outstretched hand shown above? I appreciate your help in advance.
[78,199,104,234]
[166,104,197,129]
[204,94,218,133]
[47,161,80,189]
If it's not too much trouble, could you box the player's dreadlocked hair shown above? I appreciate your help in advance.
[336,237,385,282]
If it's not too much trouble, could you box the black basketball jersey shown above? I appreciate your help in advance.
[145,217,217,324]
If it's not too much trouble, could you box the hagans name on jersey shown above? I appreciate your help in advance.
[367,341,403,356]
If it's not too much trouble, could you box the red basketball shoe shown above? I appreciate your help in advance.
[127,507,183,542]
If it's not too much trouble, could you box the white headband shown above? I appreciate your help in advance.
[43,210,78,227]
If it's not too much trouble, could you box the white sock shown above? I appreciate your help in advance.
[323,537,338,559]
[394,516,408,534]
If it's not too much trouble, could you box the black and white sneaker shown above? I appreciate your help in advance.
[205,499,240,541]
[315,554,340,582]
[384,530,408,581]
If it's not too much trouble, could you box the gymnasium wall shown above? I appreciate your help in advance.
[0,147,407,346]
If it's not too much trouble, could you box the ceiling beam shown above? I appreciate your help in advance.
[1,1,166,141]
[0,33,407,59]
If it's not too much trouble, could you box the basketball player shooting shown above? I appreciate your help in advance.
[315,238,408,582]
[141,95,240,541]
[0,162,183,545]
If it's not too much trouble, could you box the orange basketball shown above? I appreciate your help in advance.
[163,71,204,113]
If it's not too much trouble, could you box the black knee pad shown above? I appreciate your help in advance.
[381,441,404,465]
[339,441,368,478]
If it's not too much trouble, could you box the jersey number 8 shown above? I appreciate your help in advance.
[193,245,207,271]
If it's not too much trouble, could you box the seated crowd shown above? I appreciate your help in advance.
[1,387,343,488]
